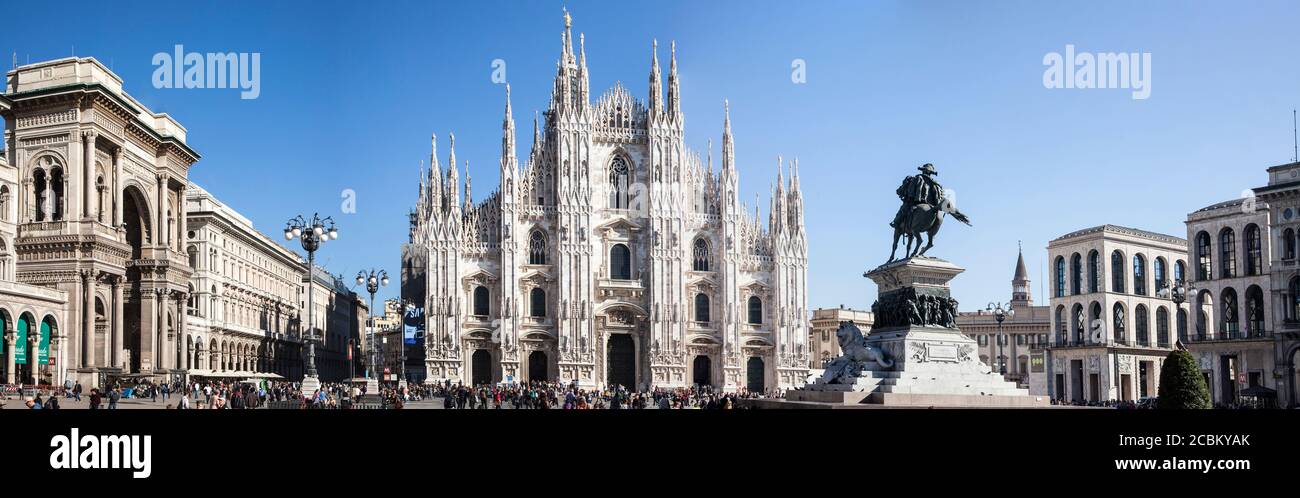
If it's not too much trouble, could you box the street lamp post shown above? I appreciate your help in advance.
[356,268,387,396]
[1159,279,1194,347]
[987,302,1014,376]
[284,213,338,398]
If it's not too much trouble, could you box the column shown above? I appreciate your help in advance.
[177,183,187,252]
[176,293,186,370]
[140,288,158,372]
[4,329,14,384]
[111,276,123,370]
[112,147,122,227]
[82,130,97,220]
[80,269,94,368]
[155,173,166,248]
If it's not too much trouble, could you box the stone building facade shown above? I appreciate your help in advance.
[1046,225,1190,403]
[956,248,1051,392]
[1246,161,1300,407]
[303,265,366,383]
[183,182,306,380]
[409,12,810,392]
[2,57,197,388]
[808,306,873,368]
[0,127,71,386]
[1184,196,1276,406]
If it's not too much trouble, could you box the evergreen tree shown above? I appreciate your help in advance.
[1156,349,1211,409]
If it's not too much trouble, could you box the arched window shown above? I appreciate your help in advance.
[1154,257,1167,294]
[473,286,490,316]
[33,168,48,221]
[1134,304,1148,346]
[748,296,762,325]
[694,293,710,323]
[1175,260,1186,283]
[187,245,198,269]
[1111,250,1125,294]
[1292,277,1300,321]
[1071,304,1085,344]
[1070,253,1082,295]
[50,167,64,221]
[1087,250,1100,293]
[1285,228,1297,260]
[1054,305,1066,344]
[610,244,631,280]
[609,157,630,209]
[1195,232,1212,280]
[528,230,546,265]
[1245,224,1262,276]
[1219,228,1237,278]
[1112,303,1126,344]
[1176,308,1188,343]
[1054,257,1066,298]
[0,185,9,222]
[1132,254,1146,296]
[692,238,711,272]
[1221,287,1239,339]
[1090,302,1103,343]
[1246,286,1264,337]
[1156,307,1170,347]
[530,287,546,318]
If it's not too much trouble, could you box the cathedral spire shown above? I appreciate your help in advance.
[464,164,472,209]
[448,132,459,210]
[649,39,663,114]
[562,7,574,61]
[429,133,442,212]
[721,99,735,177]
[667,40,680,118]
[502,84,517,173]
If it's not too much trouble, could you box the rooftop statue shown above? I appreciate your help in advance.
[888,163,971,262]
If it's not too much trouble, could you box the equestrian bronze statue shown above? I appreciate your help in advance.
[887,163,971,261]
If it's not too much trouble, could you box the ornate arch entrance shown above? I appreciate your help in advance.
[528,350,549,382]
[746,357,765,393]
[606,334,635,389]
[692,355,711,387]
[471,349,492,386]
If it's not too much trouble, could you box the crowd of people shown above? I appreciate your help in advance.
[430,380,773,409]
[2,377,781,409]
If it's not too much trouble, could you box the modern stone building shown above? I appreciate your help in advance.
[956,247,1051,392]
[1046,225,1190,403]
[183,182,306,381]
[1184,196,1276,406]
[0,129,71,386]
[808,306,872,368]
[1245,160,1300,407]
[1,57,198,388]
[408,12,810,391]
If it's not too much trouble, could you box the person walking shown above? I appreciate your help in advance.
[72,382,82,403]
[89,389,102,410]
[108,388,120,409]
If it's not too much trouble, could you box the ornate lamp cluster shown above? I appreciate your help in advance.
[986,302,1015,375]
[284,213,339,386]
[356,268,388,384]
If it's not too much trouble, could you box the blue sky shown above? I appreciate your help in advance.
[7,0,1299,311]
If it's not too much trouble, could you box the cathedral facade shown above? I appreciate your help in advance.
[408,13,810,392]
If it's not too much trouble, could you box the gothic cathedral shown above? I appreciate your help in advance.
[408,12,810,392]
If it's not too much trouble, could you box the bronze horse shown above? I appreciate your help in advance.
[888,200,971,262]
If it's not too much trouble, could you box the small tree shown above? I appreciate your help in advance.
[1156,349,1210,409]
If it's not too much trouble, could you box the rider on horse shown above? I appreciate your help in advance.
[891,163,943,230]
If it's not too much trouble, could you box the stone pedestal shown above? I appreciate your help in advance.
[364,377,380,396]
[787,257,1048,408]
[300,375,321,399]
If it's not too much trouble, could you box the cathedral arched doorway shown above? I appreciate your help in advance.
[528,350,548,382]
[471,349,492,386]
[122,186,151,373]
[606,334,635,389]
[692,355,711,387]
[746,357,765,393]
